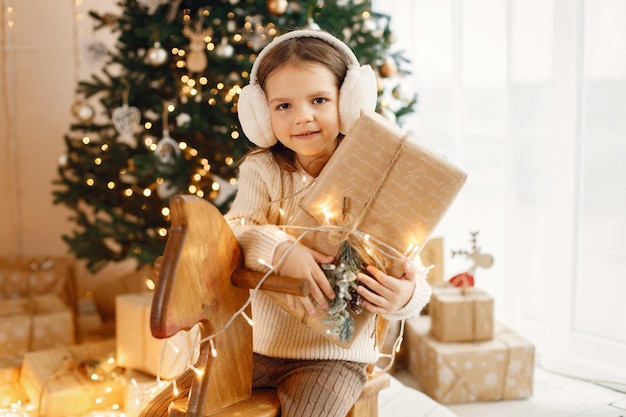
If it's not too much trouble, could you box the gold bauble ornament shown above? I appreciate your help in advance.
[71,100,95,124]
[379,57,398,78]
[146,42,168,66]
[267,0,288,15]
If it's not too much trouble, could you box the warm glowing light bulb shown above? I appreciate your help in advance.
[323,208,332,224]
[209,338,217,357]
[241,311,254,326]
[191,365,205,376]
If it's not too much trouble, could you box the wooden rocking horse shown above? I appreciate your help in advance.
[139,194,390,417]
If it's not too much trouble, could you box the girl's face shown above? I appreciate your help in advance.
[264,62,341,176]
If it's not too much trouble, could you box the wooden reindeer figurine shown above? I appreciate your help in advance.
[139,195,389,417]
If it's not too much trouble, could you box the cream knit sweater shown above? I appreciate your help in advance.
[225,152,432,364]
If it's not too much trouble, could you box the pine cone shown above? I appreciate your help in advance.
[348,286,363,315]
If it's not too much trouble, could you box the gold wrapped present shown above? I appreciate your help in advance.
[20,340,125,417]
[0,257,78,314]
[404,316,534,404]
[116,293,199,379]
[429,286,494,342]
[0,294,76,355]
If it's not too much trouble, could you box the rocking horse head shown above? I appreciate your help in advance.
[150,194,247,339]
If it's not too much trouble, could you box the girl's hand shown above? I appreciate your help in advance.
[273,241,335,315]
[356,261,417,315]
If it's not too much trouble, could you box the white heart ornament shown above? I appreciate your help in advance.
[112,105,141,146]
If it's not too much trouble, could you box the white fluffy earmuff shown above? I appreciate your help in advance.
[237,29,378,148]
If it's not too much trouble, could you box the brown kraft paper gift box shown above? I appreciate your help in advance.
[271,110,468,347]
[404,316,534,404]
[0,257,78,314]
[429,286,494,342]
[116,292,199,379]
[0,294,76,355]
[20,340,125,417]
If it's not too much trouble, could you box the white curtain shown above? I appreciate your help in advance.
[375,0,626,385]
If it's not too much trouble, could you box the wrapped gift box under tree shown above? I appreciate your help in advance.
[0,257,78,315]
[20,339,124,417]
[116,292,200,380]
[0,294,76,356]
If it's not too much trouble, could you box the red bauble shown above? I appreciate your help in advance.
[448,271,475,288]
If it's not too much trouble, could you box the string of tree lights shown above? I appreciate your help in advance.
[53,0,417,273]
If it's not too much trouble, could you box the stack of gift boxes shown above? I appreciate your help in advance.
[0,256,196,416]
[0,257,78,411]
[401,282,535,404]
[0,257,129,416]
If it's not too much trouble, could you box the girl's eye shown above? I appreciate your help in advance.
[313,98,326,104]
[276,103,290,110]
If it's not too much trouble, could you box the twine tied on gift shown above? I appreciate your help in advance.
[311,132,413,275]
[36,351,123,417]
[38,356,77,416]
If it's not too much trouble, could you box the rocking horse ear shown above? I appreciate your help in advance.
[237,29,378,148]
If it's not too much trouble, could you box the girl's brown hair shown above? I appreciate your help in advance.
[247,36,351,172]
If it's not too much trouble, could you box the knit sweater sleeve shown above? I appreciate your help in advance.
[225,154,295,272]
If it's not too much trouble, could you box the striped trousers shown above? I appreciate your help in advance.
[252,353,368,417]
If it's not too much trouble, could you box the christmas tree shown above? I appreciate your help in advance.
[53,0,417,273]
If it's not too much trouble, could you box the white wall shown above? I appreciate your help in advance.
[0,0,75,257]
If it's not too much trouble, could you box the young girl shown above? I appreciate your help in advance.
[229,29,432,417]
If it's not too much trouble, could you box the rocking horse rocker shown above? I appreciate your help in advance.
[139,195,391,417]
